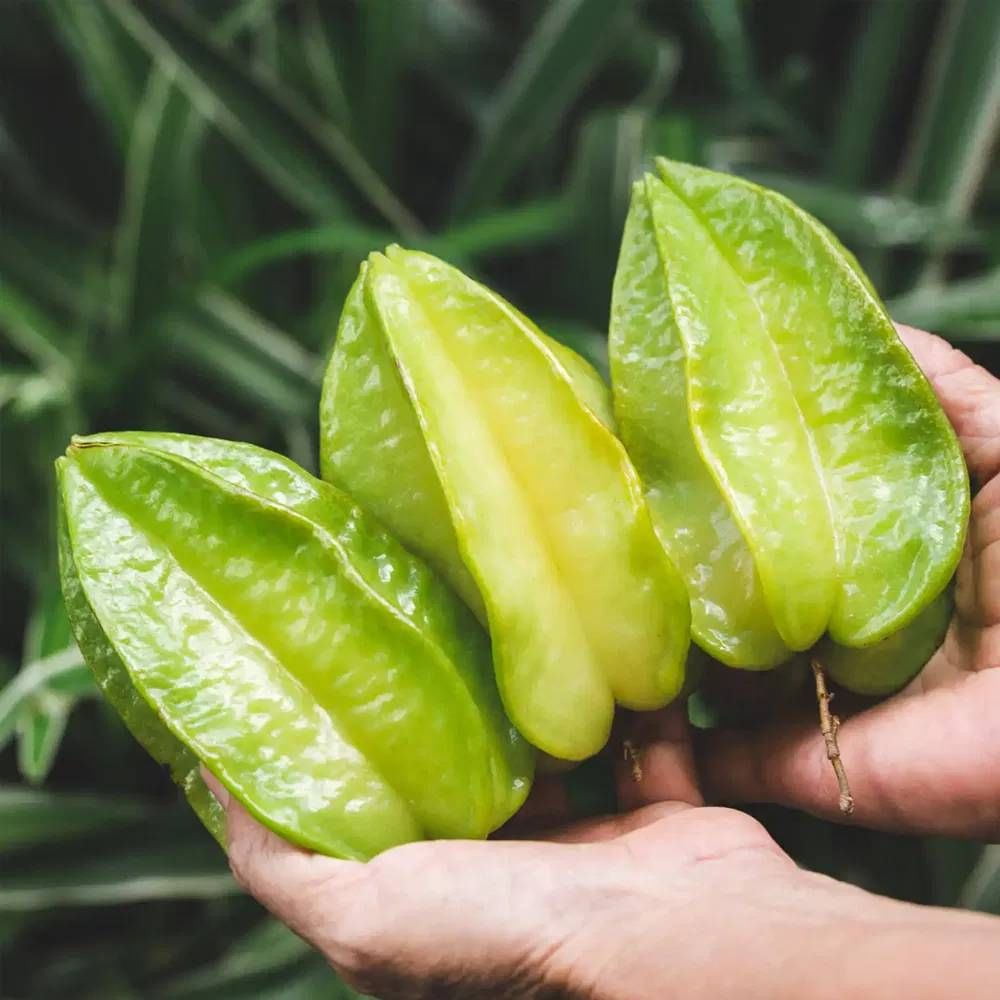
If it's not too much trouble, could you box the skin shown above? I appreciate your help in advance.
[206,327,1000,998]
[699,327,1000,838]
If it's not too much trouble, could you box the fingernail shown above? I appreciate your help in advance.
[200,764,231,808]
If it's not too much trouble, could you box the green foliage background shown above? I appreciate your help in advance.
[2,1,999,996]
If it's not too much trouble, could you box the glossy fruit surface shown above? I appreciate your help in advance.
[58,432,532,859]
[321,247,690,760]
[610,161,969,675]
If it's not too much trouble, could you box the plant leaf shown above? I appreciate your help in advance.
[104,0,421,233]
[452,0,634,215]
[0,785,153,853]
[0,647,93,751]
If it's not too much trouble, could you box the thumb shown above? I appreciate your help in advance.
[200,768,369,965]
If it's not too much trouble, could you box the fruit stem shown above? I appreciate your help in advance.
[623,739,643,784]
[810,658,855,816]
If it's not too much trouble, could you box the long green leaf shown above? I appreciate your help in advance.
[42,0,146,153]
[208,223,391,288]
[104,0,420,233]
[16,692,72,785]
[411,0,500,118]
[197,289,321,385]
[827,2,922,187]
[888,267,1000,334]
[0,839,234,910]
[744,171,982,250]
[0,786,153,852]
[0,280,75,379]
[357,0,414,175]
[452,0,634,215]
[688,0,756,100]
[299,0,352,128]
[113,68,193,337]
[960,844,1000,914]
[0,647,93,750]
[897,0,1000,283]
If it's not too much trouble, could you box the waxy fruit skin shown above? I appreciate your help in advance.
[58,432,532,860]
[321,247,691,761]
[610,161,969,689]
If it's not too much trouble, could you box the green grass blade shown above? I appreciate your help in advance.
[688,0,756,100]
[299,0,352,128]
[357,0,414,175]
[16,693,72,785]
[897,0,1000,283]
[411,0,500,118]
[113,68,193,337]
[208,223,391,287]
[452,0,634,215]
[888,267,1000,335]
[0,786,154,853]
[562,107,650,320]
[42,0,146,153]
[165,306,317,419]
[827,2,922,187]
[0,280,75,378]
[104,0,421,233]
[744,170,982,250]
[0,647,92,750]
[435,198,574,257]
[196,289,321,385]
[960,844,1000,914]
[0,838,234,910]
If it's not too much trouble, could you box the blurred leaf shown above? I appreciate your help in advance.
[0,279,75,380]
[452,0,634,215]
[299,0,352,128]
[16,691,72,785]
[898,0,1000,282]
[209,222,391,288]
[357,0,414,175]
[960,844,1000,914]
[437,198,574,258]
[0,836,233,911]
[888,267,1000,335]
[42,0,146,153]
[827,1,921,188]
[744,170,983,250]
[15,585,79,784]
[411,0,501,118]
[197,289,321,385]
[164,305,316,420]
[113,68,193,337]
[0,786,153,853]
[0,646,93,751]
[0,210,104,323]
[688,0,756,101]
[105,0,421,233]
[563,108,651,321]
[157,919,312,998]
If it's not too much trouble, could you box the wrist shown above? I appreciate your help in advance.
[548,865,1000,1000]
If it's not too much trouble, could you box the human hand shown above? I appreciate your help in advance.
[203,701,1000,1000]
[698,326,1000,839]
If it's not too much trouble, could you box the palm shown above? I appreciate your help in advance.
[698,326,1000,838]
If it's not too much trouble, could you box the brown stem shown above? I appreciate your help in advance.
[811,658,855,816]
[623,739,643,784]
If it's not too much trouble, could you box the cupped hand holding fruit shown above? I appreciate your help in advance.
[699,326,1000,839]
[205,701,1000,1000]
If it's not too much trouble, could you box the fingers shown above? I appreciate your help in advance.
[696,669,1000,839]
[896,325,1000,488]
[616,705,703,811]
[200,768,366,954]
